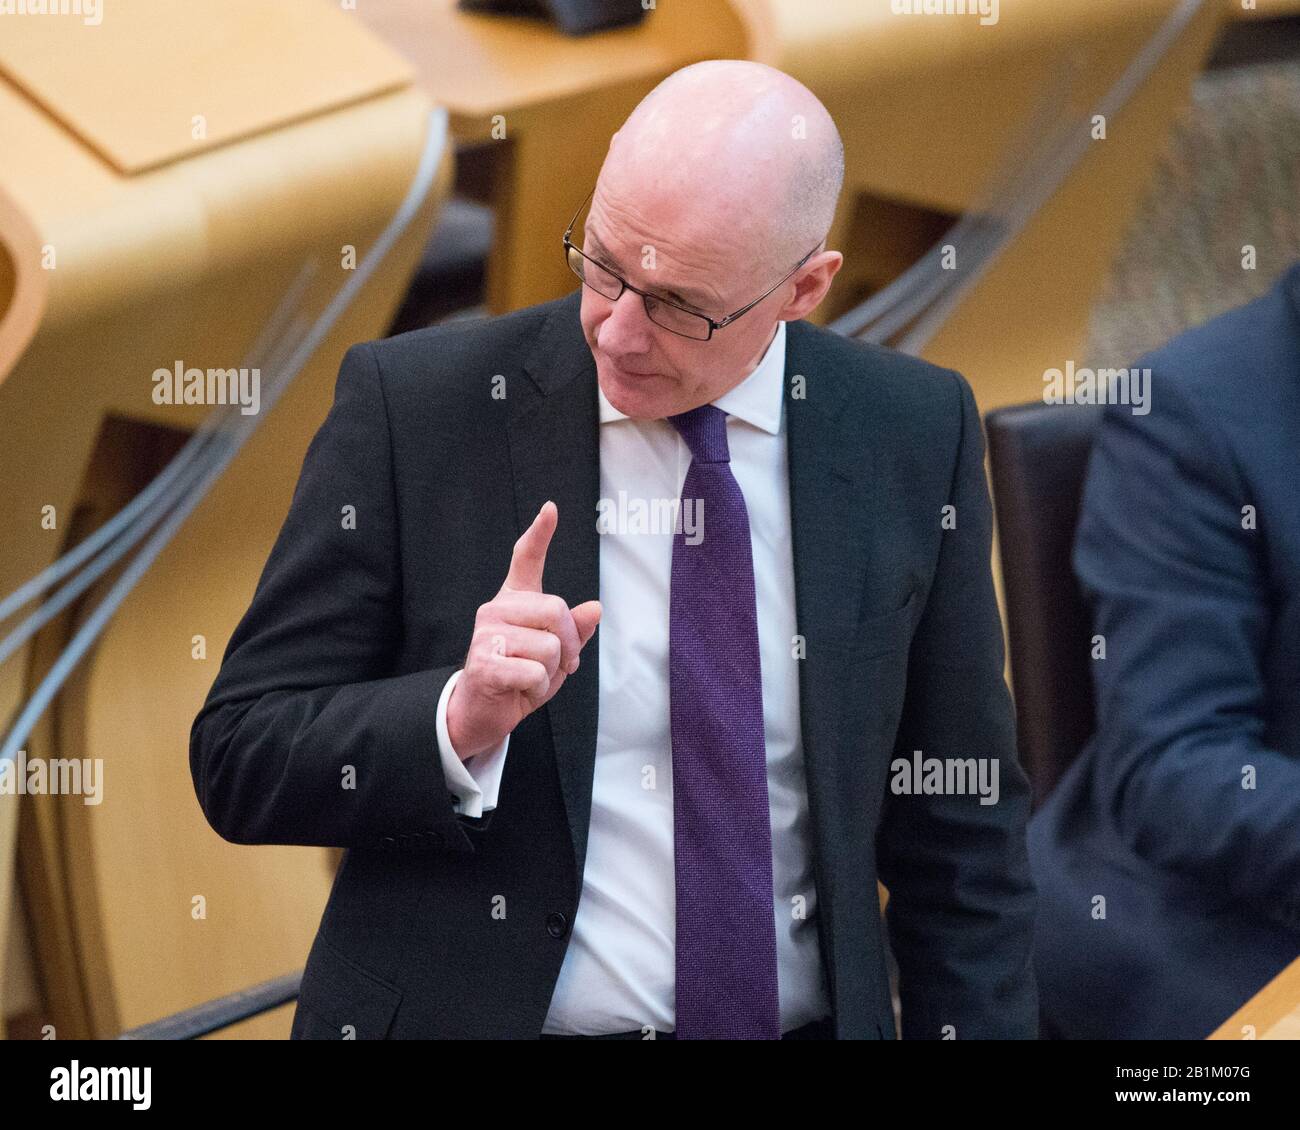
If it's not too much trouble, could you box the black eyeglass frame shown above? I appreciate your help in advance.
[561,188,824,341]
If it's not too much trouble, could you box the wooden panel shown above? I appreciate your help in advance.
[356,0,746,132]
[0,0,412,173]
[0,182,47,384]
[355,0,748,311]
[0,2,447,1034]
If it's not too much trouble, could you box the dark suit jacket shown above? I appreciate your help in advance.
[1030,262,1300,1040]
[190,288,1037,1039]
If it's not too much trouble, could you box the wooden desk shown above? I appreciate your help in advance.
[353,0,749,312]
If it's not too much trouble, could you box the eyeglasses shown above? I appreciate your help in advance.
[562,187,822,341]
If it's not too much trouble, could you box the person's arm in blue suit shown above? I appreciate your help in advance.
[876,373,1039,1038]
[1074,371,1300,930]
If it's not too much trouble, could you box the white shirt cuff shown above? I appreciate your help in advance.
[436,669,508,819]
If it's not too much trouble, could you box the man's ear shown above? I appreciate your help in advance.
[779,251,843,322]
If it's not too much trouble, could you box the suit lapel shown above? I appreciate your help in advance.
[510,292,602,879]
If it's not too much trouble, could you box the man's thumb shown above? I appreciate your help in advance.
[571,600,602,647]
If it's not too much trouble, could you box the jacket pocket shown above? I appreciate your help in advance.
[292,934,403,1040]
[851,588,919,662]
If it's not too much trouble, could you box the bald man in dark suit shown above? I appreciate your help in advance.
[191,60,1037,1040]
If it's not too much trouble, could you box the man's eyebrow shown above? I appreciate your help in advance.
[585,230,714,309]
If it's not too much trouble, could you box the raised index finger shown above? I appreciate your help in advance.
[500,500,557,594]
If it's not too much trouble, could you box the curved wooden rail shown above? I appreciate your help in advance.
[0,183,47,387]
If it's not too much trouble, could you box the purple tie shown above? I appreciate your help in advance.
[667,404,781,1040]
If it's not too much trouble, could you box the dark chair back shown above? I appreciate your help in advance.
[985,402,1102,809]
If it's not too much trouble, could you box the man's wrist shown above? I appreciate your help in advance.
[445,674,487,763]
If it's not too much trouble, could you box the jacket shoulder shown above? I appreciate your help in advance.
[1136,266,1300,399]
[363,298,559,393]
[789,319,966,399]
[787,319,972,452]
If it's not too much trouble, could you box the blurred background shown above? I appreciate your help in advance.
[1,0,1297,1039]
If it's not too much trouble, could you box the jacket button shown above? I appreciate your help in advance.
[380,836,396,850]
[545,912,569,939]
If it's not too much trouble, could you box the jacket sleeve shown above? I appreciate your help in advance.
[189,341,487,853]
[875,371,1039,1039]
[1073,370,1300,930]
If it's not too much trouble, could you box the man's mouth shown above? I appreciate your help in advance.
[608,360,659,377]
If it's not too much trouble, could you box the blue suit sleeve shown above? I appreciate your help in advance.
[1074,369,1300,928]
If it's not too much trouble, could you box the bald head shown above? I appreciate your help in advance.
[599,60,844,276]
[577,60,845,421]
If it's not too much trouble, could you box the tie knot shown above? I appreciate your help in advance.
[667,403,730,464]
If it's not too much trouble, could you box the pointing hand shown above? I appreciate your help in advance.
[446,501,601,761]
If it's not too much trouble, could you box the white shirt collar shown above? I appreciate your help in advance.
[597,320,787,436]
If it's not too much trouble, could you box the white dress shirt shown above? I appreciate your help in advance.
[434,319,831,1033]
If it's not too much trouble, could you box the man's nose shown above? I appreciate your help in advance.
[599,287,655,351]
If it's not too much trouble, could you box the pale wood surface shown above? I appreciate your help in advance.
[355,0,746,132]
[355,0,746,311]
[0,3,448,1036]
[0,183,46,386]
[0,0,412,174]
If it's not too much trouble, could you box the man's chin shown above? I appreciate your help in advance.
[598,366,675,419]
